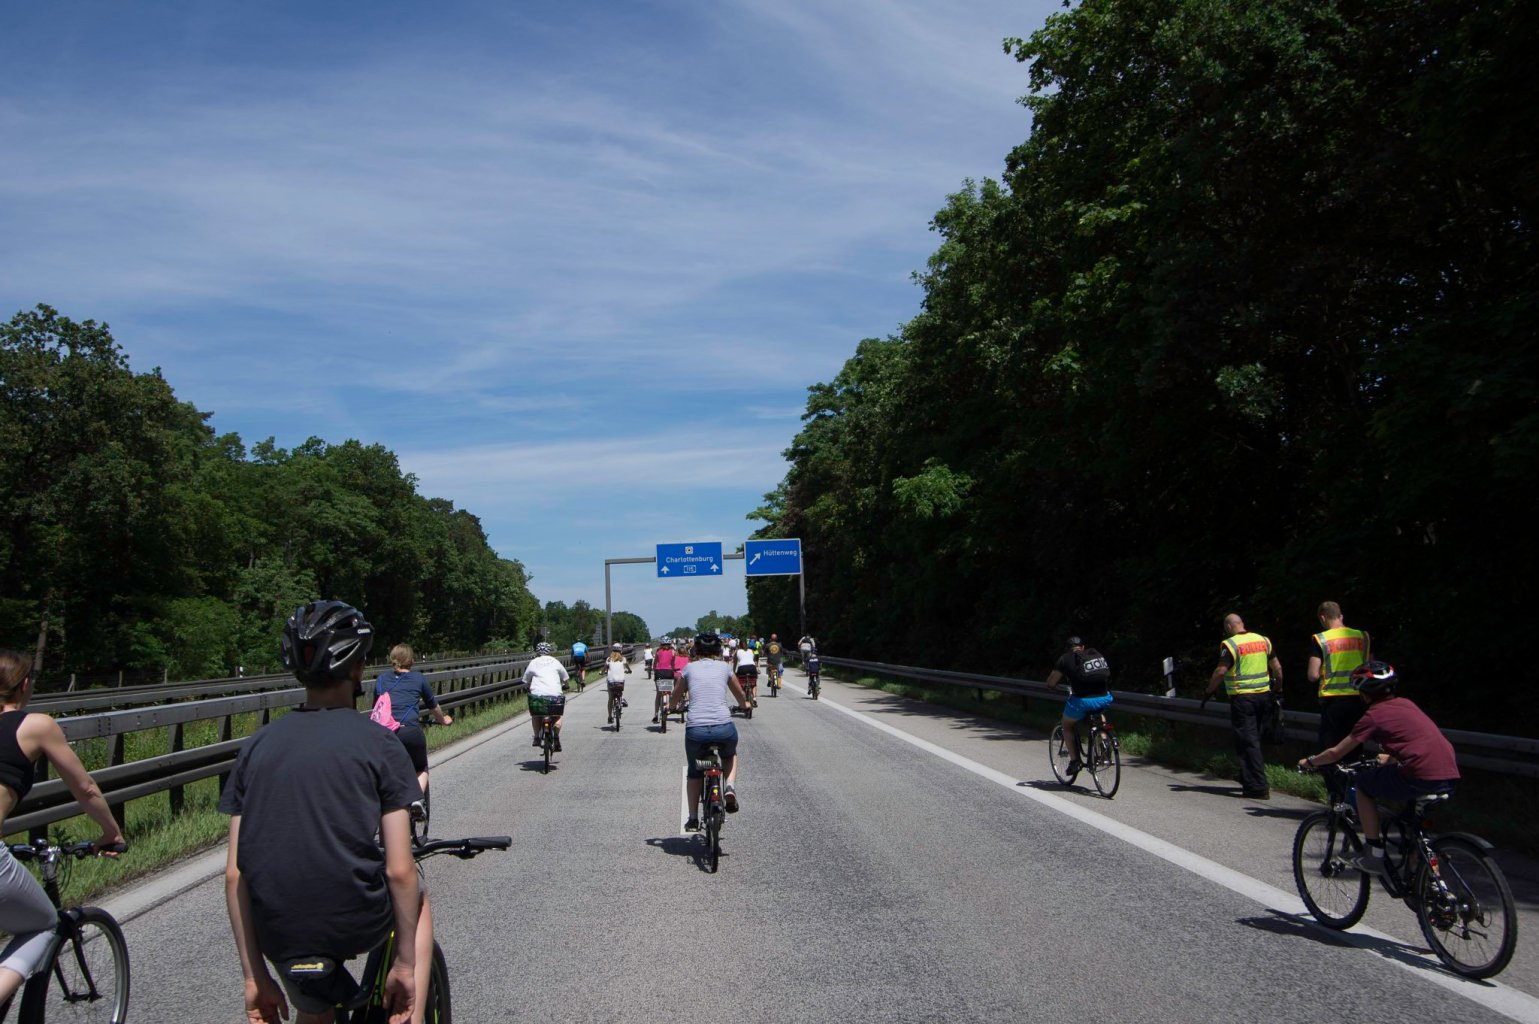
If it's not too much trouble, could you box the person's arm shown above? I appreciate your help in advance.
[32,715,125,847]
[1306,655,1322,684]
[1045,669,1065,691]
[225,817,289,1024]
[1205,664,1227,696]
[380,807,419,1021]
[421,678,452,725]
[1298,732,1362,769]
[1268,655,1284,692]
[669,678,689,711]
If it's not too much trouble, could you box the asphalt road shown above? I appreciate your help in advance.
[107,664,1539,1023]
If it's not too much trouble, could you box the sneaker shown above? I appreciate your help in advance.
[408,800,427,823]
[621,698,629,707]
[1353,849,1388,875]
[553,738,563,752]
[723,783,739,814]
[1064,760,1082,777]
[652,715,659,723]
[684,816,700,832]
[533,736,542,748]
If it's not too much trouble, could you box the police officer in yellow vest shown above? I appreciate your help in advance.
[1205,612,1283,800]
[1307,600,1370,802]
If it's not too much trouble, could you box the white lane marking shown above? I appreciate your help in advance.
[781,681,1539,1024]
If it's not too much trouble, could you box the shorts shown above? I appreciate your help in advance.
[395,726,429,774]
[735,665,758,679]
[528,694,566,718]
[654,668,675,681]
[607,681,625,693]
[1354,762,1457,803]
[684,723,738,779]
[1064,694,1113,721]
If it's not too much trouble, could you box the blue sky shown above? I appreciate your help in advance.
[1,0,1055,636]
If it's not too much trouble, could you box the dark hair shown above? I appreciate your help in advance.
[0,650,31,701]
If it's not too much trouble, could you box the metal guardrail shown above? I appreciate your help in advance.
[817,656,1539,779]
[8,651,623,835]
[28,652,536,715]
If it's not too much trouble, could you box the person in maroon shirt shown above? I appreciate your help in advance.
[1297,661,1459,874]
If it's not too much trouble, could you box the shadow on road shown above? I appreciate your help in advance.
[1168,783,1251,799]
[646,835,717,873]
[1243,806,1313,821]
[518,758,556,773]
[1237,909,1475,981]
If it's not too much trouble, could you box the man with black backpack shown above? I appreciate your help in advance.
[1045,637,1113,779]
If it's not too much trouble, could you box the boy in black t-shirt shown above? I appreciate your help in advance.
[221,601,427,1024]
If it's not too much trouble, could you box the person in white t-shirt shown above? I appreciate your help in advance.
[605,644,631,724]
[522,643,571,751]
[732,643,759,707]
[643,644,654,679]
[671,633,752,830]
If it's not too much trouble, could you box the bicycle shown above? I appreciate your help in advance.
[1,837,129,1024]
[765,664,780,697]
[1048,710,1120,798]
[654,678,673,734]
[277,834,511,1023]
[569,661,584,693]
[607,686,624,732]
[1292,761,1516,978]
[529,694,565,774]
[805,660,821,700]
[692,744,728,873]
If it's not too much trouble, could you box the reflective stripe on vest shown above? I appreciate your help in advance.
[1314,627,1368,698]
[1222,633,1273,695]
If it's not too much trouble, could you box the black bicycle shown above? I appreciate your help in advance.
[1,837,129,1024]
[529,695,565,774]
[607,687,624,732]
[692,744,728,874]
[1292,761,1516,978]
[278,835,511,1023]
[805,659,821,700]
[1048,710,1120,798]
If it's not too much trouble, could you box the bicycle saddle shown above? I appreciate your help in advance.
[278,952,374,1011]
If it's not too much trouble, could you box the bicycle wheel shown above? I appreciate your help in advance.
[542,728,552,774]
[1048,725,1075,785]
[1089,727,1121,799]
[423,940,452,1024]
[1416,835,1518,979]
[658,707,667,734]
[21,907,130,1024]
[615,701,622,731]
[1291,811,1370,929]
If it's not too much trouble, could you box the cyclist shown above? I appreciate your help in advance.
[221,601,429,1024]
[652,639,676,724]
[763,633,785,688]
[0,651,126,1008]
[732,640,759,706]
[1296,661,1459,875]
[643,643,654,680]
[669,633,752,830]
[605,644,631,724]
[804,648,822,693]
[1045,637,1112,779]
[798,635,814,661]
[570,639,588,688]
[673,639,691,686]
[524,642,571,751]
[374,644,454,792]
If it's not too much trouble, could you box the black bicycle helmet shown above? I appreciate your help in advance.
[1065,636,1084,650]
[694,632,723,657]
[1350,660,1397,697]
[281,600,374,685]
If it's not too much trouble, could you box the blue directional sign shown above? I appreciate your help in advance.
[744,538,802,577]
[656,542,723,579]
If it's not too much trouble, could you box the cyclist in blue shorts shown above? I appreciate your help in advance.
[1046,637,1113,779]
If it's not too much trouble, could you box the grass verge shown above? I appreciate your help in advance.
[828,668,1538,858]
[7,693,534,909]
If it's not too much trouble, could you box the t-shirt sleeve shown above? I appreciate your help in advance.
[1348,707,1379,746]
[218,743,251,815]
[1217,645,1234,668]
[1054,653,1075,676]
[419,676,438,708]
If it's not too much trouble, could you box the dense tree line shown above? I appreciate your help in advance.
[749,0,1536,732]
[0,306,645,685]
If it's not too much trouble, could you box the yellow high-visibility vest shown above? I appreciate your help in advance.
[1314,627,1369,698]
[1221,632,1273,695]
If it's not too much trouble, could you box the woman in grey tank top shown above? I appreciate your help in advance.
[670,634,752,830]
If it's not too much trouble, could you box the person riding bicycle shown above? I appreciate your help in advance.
[643,643,655,679]
[1045,637,1112,779]
[221,601,430,1024]
[1297,661,1459,875]
[732,641,759,706]
[652,639,677,724]
[570,639,588,684]
[605,644,631,724]
[763,634,785,686]
[373,644,453,792]
[670,633,752,830]
[0,651,127,1009]
[524,642,571,752]
[803,647,822,691]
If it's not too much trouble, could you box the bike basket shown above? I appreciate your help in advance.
[656,680,674,692]
[528,695,566,716]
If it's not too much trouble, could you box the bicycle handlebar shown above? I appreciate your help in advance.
[411,835,512,861]
[7,838,127,860]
